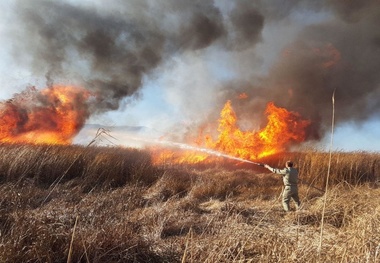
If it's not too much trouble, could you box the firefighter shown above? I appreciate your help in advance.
[264,161,301,212]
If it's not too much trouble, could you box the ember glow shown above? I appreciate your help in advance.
[0,85,91,145]
[152,100,310,164]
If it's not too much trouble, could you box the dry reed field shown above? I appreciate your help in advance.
[0,143,379,262]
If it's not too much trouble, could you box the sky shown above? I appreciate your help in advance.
[0,0,379,152]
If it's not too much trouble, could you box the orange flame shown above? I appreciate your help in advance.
[151,148,210,165]
[0,85,91,145]
[152,100,310,164]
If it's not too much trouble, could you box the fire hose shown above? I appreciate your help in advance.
[250,162,265,167]
[298,179,325,193]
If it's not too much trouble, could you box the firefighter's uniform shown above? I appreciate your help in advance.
[267,166,300,212]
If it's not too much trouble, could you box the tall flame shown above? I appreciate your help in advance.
[0,85,91,145]
[152,100,310,164]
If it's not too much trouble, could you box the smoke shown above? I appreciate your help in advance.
[215,0,380,140]
[10,0,262,111]
[5,0,380,144]
[263,0,380,138]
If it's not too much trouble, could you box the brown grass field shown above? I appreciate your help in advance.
[0,143,379,262]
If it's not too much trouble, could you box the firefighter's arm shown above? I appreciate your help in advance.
[264,164,274,172]
[264,165,286,175]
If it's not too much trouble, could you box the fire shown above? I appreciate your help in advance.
[151,149,210,165]
[0,85,91,145]
[257,102,310,157]
[152,100,310,164]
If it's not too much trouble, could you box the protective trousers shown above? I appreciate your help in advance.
[282,185,300,212]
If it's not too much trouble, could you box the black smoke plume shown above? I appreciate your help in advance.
[12,0,263,111]
[9,0,380,142]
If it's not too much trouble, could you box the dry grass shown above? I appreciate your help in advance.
[0,143,379,262]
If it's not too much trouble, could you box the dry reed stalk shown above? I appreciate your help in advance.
[67,215,79,263]
[81,239,90,263]
[181,227,193,263]
[318,90,335,256]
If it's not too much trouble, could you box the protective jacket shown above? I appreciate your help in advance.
[268,167,298,186]
[266,165,300,211]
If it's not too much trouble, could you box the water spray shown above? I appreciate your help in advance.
[116,132,327,197]
[118,133,265,166]
[171,141,265,166]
